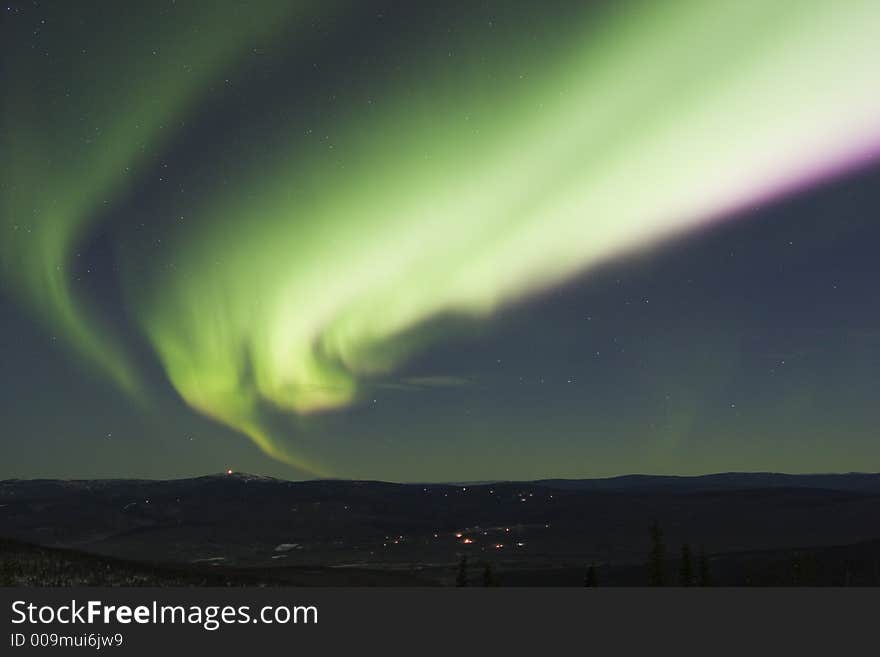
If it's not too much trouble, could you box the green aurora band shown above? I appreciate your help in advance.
[1,1,309,394]
[3,1,880,474]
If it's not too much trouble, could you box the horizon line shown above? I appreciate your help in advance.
[2,469,879,486]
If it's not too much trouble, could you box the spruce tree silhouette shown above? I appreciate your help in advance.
[698,546,712,586]
[456,555,468,587]
[648,521,666,586]
[585,563,598,587]
[483,562,497,587]
[679,544,694,586]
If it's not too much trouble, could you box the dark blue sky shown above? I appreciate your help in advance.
[1,1,879,481]
[3,161,878,480]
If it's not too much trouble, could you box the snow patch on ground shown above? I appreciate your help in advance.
[274,543,301,552]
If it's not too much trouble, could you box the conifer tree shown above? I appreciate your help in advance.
[585,563,598,587]
[648,521,666,586]
[679,544,694,586]
[456,555,468,587]
[698,546,712,587]
[483,562,497,587]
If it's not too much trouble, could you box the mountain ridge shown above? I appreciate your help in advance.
[3,470,880,492]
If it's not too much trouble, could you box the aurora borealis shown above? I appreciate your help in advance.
[2,1,880,480]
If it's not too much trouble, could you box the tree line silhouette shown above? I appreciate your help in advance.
[450,520,880,586]
[647,521,711,586]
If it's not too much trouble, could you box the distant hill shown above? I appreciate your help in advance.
[2,471,880,585]
[0,536,434,587]
[534,472,880,493]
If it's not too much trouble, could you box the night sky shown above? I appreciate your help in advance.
[2,1,879,482]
